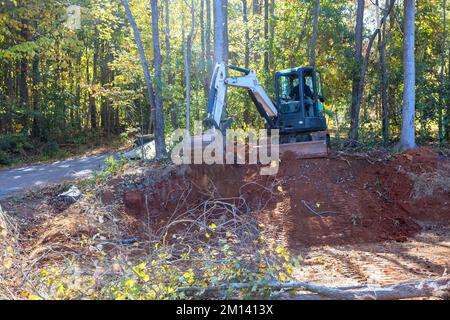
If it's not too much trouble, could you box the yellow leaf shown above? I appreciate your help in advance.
[6,246,13,255]
[3,258,13,269]
[167,287,175,294]
[125,279,135,289]
[278,273,287,282]
[138,263,146,270]
[28,294,41,300]
[197,247,203,254]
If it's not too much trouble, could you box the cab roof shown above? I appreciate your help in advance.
[276,66,314,75]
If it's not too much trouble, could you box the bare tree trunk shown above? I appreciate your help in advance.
[252,0,262,63]
[200,0,210,101]
[206,0,212,72]
[90,34,99,131]
[31,54,40,139]
[100,41,108,134]
[223,0,229,63]
[164,0,177,129]
[269,0,275,69]
[253,0,261,14]
[242,0,251,123]
[439,0,447,143]
[213,0,228,65]
[447,37,450,143]
[310,0,320,67]
[400,0,417,149]
[181,277,450,300]
[4,62,13,132]
[183,0,195,134]
[150,0,168,158]
[263,0,269,73]
[349,0,365,142]
[121,0,156,138]
[379,0,390,146]
[19,18,30,130]
[243,0,250,69]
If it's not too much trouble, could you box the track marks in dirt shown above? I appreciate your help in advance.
[294,225,450,287]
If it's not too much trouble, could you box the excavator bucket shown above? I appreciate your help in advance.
[279,140,329,160]
[183,133,329,164]
[276,130,330,160]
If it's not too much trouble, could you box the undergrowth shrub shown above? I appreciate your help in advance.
[409,170,450,199]
[42,141,61,157]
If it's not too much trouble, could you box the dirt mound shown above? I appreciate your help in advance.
[121,147,449,248]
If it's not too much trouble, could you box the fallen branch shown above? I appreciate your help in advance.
[178,277,450,300]
[178,280,357,300]
[301,200,337,218]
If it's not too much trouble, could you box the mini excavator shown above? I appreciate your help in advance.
[204,63,330,158]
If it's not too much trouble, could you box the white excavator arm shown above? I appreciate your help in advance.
[205,63,278,131]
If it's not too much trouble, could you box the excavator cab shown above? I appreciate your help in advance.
[275,67,327,143]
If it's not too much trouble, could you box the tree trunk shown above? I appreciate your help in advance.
[90,35,99,131]
[31,54,40,139]
[269,0,275,69]
[349,0,365,142]
[243,0,250,69]
[242,0,252,124]
[439,0,447,142]
[180,277,450,300]
[183,0,195,134]
[379,0,390,146]
[310,0,320,67]
[100,42,108,134]
[213,0,228,65]
[263,0,269,73]
[201,0,210,102]
[19,18,30,130]
[253,0,261,14]
[165,0,177,129]
[121,0,156,139]
[150,0,168,158]
[252,0,262,63]
[223,0,229,63]
[3,62,13,132]
[447,36,450,143]
[400,0,417,149]
[206,0,212,73]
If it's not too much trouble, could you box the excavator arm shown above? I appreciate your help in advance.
[205,63,278,131]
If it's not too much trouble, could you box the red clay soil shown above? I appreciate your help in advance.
[122,147,450,248]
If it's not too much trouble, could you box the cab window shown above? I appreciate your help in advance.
[278,74,299,101]
[278,74,301,114]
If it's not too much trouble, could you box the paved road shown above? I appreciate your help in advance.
[0,154,111,199]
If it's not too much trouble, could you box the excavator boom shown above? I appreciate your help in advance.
[206,63,278,130]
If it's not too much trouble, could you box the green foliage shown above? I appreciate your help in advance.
[42,141,61,157]
[0,149,10,165]
[1,0,450,162]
